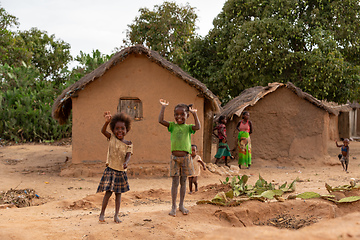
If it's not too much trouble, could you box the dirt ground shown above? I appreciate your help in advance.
[1,141,360,240]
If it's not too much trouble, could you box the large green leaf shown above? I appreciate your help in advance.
[338,196,360,203]
[261,190,284,199]
[212,192,227,203]
[297,192,321,199]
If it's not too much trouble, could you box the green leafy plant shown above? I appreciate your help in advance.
[198,177,360,206]
[0,63,72,142]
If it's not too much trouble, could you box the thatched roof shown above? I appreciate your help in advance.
[321,101,352,114]
[322,100,360,114]
[52,45,221,124]
[220,82,337,120]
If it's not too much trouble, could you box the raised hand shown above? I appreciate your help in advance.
[189,106,197,114]
[159,99,169,106]
[104,111,112,122]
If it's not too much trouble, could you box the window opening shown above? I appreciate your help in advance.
[118,97,143,121]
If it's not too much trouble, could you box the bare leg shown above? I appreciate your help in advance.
[194,176,198,192]
[99,191,112,222]
[169,176,179,216]
[215,158,220,164]
[114,193,122,223]
[225,157,230,167]
[188,177,193,194]
[341,161,346,171]
[179,176,189,215]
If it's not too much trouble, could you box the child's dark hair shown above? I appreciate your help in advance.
[191,144,197,150]
[174,103,193,113]
[218,115,226,123]
[110,112,132,132]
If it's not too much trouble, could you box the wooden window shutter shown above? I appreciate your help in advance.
[118,98,143,120]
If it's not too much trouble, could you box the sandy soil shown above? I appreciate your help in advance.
[1,141,360,240]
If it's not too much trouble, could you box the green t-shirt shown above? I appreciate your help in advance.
[168,122,195,153]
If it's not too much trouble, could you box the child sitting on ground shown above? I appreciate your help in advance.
[335,138,350,173]
[188,144,206,194]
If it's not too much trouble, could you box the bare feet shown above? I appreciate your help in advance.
[99,215,105,222]
[189,191,193,194]
[114,215,122,223]
[169,207,176,217]
[179,206,189,215]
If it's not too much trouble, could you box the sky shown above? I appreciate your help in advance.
[1,0,227,58]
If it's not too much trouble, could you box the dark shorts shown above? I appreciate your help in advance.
[170,154,195,177]
[97,167,130,193]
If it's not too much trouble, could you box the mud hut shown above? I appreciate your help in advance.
[219,82,338,161]
[329,102,360,140]
[52,45,220,172]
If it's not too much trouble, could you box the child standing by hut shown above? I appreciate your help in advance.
[188,144,206,194]
[158,99,200,217]
[97,111,133,223]
[213,116,233,167]
[236,111,253,169]
[335,138,350,173]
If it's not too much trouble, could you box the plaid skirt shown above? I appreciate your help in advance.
[97,167,130,193]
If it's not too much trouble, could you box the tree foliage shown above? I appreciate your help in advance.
[74,49,113,74]
[1,7,72,85]
[0,6,75,142]
[0,7,31,67]
[184,0,360,103]
[124,1,197,66]
[19,28,72,84]
[0,63,72,142]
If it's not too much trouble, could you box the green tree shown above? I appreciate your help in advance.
[75,49,113,74]
[0,6,31,67]
[123,1,198,66]
[0,5,74,142]
[65,49,114,84]
[19,28,72,85]
[185,0,360,103]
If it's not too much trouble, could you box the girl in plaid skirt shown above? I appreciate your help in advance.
[97,111,133,223]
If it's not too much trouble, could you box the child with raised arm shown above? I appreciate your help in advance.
[97,111,133,223]
[335,138,350,173]
[158,99,200,217]
[188,144,206,194]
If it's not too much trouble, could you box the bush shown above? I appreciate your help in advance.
[0,63,72,142]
